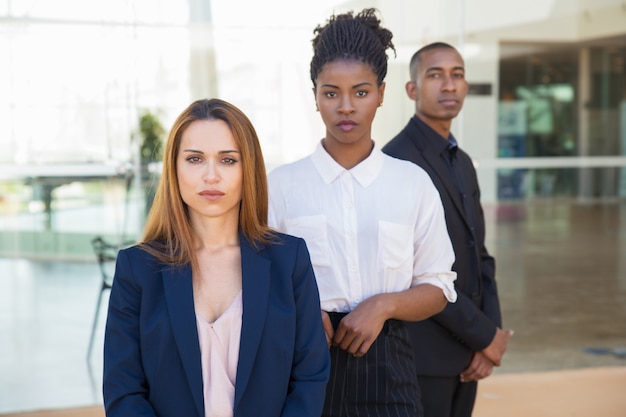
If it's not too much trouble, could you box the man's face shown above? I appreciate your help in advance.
[407,48,468,123]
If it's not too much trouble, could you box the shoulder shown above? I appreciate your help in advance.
[116,243,166,274]
[262,232,311,263]
[383,129,410,151]
[267,157,318,204]
[259,232,312,276]
[268,156,313,182]
[382,152,431,181]
[379,154,441,204]
[108,244,168,293]
[383,119,417,150]
[116,244,145,262]
[265,231,306,254]
[118,244,153,261]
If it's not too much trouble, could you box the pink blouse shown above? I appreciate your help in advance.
[196,290,243,417]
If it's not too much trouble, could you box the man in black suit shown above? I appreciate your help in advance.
[383,42,513,417]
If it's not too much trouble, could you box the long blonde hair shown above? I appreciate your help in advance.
[141,98,275,268]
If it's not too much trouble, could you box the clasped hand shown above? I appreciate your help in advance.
[459,327,514,383]
[321,297,387,357]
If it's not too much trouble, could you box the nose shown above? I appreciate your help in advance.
[442,74,456,91]
[203,161,220,183]
[338,95,355,115]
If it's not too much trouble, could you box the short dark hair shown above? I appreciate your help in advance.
[409,42,458,81]
[309,8,396,87]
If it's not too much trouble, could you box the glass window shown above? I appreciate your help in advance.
[499,45,579,158]
[497,38,626,200]
[497,167,626,200]
[587,45,626,157]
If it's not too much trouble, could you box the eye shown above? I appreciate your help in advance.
[356,90,368,97]
[186,155,202,164]
[427,73,441,78]
[324,91,337,98]
[221,156,239,165]
[454,72,465,79]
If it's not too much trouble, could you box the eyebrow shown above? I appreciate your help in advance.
[425,66,465,72]
[181,149,240,154]
[320,81,374,89]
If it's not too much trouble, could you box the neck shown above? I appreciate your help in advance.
[190,213,240,252]
[415,112,453,140]
[321,138,374,170]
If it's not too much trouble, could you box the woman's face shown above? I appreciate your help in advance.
[176,119,243,225]
[314,59,385,148]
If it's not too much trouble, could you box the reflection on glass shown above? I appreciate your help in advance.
[496,167,625,200]
[499,46,578,159]
[497,41,626,201]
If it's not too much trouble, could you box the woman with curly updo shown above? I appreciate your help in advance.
[268,8,458,417]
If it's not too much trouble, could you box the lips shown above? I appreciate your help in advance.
[199,190,225,200]
[337,120,357,132]
[439,97,459,106]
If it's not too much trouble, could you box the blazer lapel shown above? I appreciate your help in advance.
[233,236,271,411]
[162,264,204,417]
[425,146,468,218]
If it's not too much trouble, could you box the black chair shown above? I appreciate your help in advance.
[87,236,125,359]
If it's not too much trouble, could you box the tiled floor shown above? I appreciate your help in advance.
[1,199,625,413]
[0,259,106,412]
[486,200,626,373]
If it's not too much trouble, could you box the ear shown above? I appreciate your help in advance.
[378,82,386,106]
[405,81,418,101]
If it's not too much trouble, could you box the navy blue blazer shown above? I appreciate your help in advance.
[383,116,502,376]
[103,232,330,417]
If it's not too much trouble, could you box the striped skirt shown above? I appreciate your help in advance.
[322,312,422,417]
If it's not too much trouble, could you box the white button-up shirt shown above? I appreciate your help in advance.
[268,142,457,313]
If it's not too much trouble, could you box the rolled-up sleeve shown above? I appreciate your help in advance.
[410,173,458,303]
[413,272,457,302]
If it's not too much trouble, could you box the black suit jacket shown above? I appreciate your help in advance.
[383,115,502,376]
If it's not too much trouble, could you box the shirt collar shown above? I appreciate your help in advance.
[448,135,458,149]
[311,141,384,188]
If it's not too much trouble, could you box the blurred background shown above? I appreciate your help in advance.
[1,0,625,257]
[0,0,625,414]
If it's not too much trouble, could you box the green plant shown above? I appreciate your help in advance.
[138,110,165,164]
[136,109,165,217]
